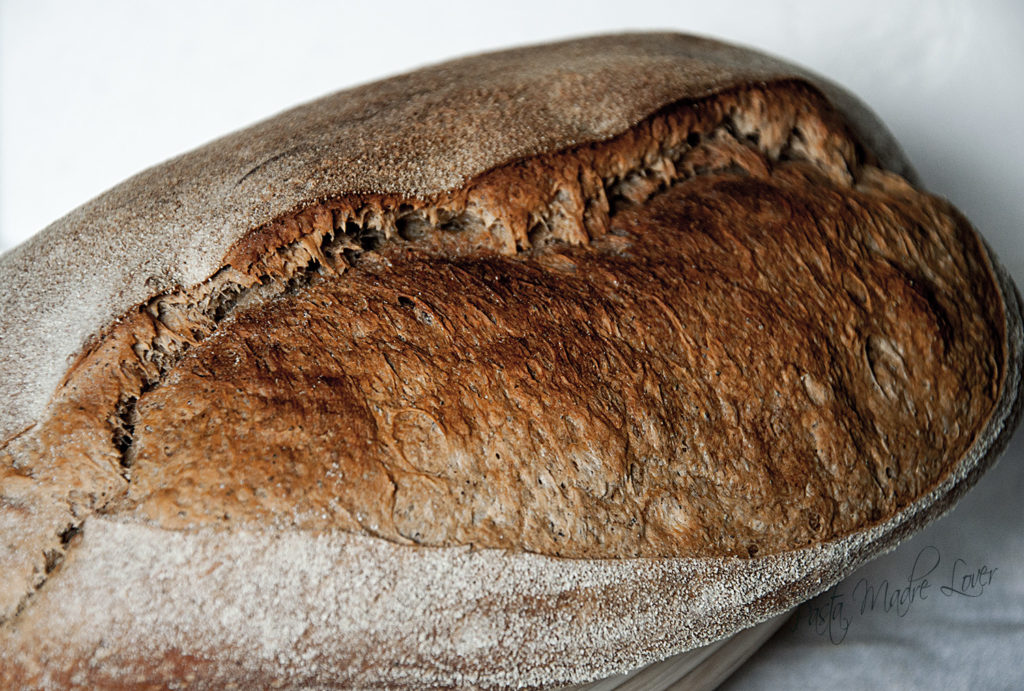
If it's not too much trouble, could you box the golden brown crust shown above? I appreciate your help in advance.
[8,82,994,565]
[1,81,1003,572]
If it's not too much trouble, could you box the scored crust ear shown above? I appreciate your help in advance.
[0,32,914,444]
[0,32,1021,689]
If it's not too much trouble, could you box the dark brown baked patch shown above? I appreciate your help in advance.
[118,139,1001,558]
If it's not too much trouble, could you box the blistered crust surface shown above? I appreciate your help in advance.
[121,161,1001,559]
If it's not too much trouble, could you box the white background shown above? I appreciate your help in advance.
[2,1,1022,688]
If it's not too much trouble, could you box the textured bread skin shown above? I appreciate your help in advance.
[0,32,1020,689]
[120,144,1000,560]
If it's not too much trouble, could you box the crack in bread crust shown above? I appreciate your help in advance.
[118,161,1003,559]
[0,82,1004,618]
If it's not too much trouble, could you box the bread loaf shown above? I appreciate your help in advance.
[0,32,1020,688]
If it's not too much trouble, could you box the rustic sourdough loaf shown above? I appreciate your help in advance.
[0,32,1020,688]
